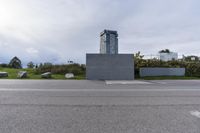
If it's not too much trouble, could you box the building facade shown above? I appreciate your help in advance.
[159,52,178,61]
[100,30,118,54]
[86,29,135,80]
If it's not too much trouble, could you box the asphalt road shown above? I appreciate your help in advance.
[0,80,200,133]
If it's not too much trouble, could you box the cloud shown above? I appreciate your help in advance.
[26,48,39,55]
[0,0,200,65]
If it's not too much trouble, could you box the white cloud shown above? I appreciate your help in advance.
[0,0,200,64]
[26,48,39,55]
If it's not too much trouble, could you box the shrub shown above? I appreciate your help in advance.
[0,63,9,68]
[134,52,200,77]
[35,63,85,75]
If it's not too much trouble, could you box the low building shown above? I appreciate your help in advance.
[159,52,178,61]
[86,30,134,80]
[182,55,200,62]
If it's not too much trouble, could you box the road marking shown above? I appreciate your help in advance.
[190,110,200,118]
[106,80,153,85]
[148,81,167,85]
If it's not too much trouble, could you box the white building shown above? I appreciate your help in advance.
[159,52,178,61]
[100,30,118,54]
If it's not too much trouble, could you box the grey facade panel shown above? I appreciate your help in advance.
[140,68,185,77]
[86,54,134,80]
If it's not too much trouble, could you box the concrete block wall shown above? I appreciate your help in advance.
[86,54,134,80]
[140,68,185,77]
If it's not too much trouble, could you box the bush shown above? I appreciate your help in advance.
[134,57,200,77]
[27,62,35,68]
[134,51,200,77]
[35,63,85,75]
[0,63,9,68]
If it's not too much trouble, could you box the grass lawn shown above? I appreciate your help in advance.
[0,67,85,80]
[1,67,200,80]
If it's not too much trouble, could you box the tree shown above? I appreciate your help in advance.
[159,49,170,53]
[134,51,145,77]
[9,56,22,69]
[183,55,199,62]
[0,63,9,68]
[43,62,53,67]
[39,63,43,68]
[134,51,144,60]
[27,61,35,68]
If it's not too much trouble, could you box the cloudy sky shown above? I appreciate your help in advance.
[0,0,200,65]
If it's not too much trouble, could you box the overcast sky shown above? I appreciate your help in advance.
[0,0,200,65]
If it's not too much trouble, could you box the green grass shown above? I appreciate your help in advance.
[138,76,200,80]
[0,67,85,80]
[1,67,200,80]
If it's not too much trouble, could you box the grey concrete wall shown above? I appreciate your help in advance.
[140,68,185,77]
[86,54,134,80]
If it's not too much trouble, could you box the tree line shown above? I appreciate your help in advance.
[2,52,200,77]
[0,56,86,75]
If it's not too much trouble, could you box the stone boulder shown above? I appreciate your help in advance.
[17,71,27,78]
[41,72,51,79]
[65,73,75,79]
[0,72,8,78]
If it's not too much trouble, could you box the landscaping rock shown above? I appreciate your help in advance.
[65,73,75,79]
[0,72,8,78]
[41,72,51,78]
[17,71,27,78]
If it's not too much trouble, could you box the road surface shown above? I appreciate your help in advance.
[0,80,200,133]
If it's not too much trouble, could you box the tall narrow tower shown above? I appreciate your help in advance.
[100,30,118,54]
